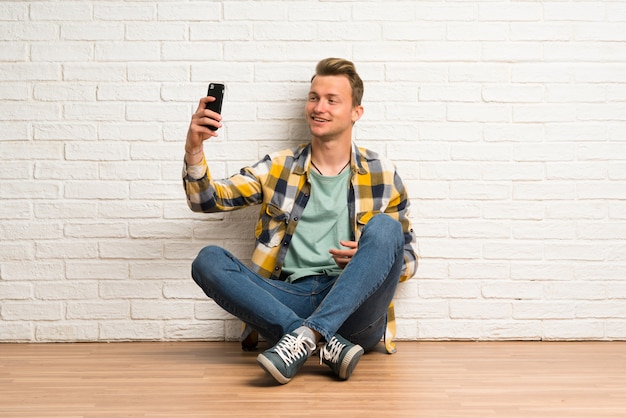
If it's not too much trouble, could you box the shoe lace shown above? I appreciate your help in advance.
[320,337,345,365]
[274,333,315,366]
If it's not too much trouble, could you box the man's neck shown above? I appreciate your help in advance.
[310,136,352,175]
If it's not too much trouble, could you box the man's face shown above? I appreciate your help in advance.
[305,75,363,142]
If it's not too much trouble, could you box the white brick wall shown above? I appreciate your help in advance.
[1,0,625,342]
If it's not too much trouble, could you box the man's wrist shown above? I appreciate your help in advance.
[185,147,203,156]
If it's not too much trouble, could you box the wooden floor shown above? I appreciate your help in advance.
[1,341,625,417]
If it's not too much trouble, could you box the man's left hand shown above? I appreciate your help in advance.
[329,240,358,269]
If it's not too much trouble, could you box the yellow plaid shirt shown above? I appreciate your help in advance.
[183,142,418,353]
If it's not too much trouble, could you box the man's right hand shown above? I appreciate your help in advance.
[184,96,223,164]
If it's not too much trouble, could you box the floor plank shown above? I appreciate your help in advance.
[1,341,625,417]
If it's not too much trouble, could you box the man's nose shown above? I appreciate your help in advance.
[313,100,326,113]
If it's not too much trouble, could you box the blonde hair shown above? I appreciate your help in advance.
[311,58,364,107]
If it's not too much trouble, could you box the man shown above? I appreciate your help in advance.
[183,58,417,384]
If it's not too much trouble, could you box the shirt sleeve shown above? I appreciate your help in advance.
[389,170,418,282]
[182,156,265,213]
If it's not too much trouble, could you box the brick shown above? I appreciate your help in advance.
[449,262,510,280]
[447,103,510,122]
[0,103,60,121]
[483,201,545,221]
[450,182,511,199]
[99,321,163,340]
[98,122,162,140]
[0,161,29,180]
[129,181,181,200]
[0,282,32,299]
[0,222,63,240]
[354,43,415,62]
[0,3,28,20]
[31,42,93,62]
[224,2,287,20]
[479,3,541,22]
[289,3,350,21]
[164,321,225,340]
[511,262,574,281]
[0,22,58,41]
[99,240,163,259]
[254,23,316,41]
[449,221,511,239]
[0,83,28,100]
[98,201,162,219]
[574,23,626,41]
[30,3,91,21]
[125,23,186,41]
[67,301,130,320]
[100,281,163,300]
[36,323,99,342]
[543,320,604,339]
[95,42,160,62]
[64,223,128,239]
[483,242,544,260]
[482,282,543,300]
[93,4,155,21]
[36,241,98,259]
[482,42,543,62]
[131,300,194,320]
[65,261,129,280]
[65,142,129,161]
[35,282,98,300]
[483,85,544,103]
[127,63,189,82]
[450,301,512,320]
[163,281,205,299]
[1,143,64,160]
[2,302,63,320]
[0,322,33,341]
[394,299,449,319]
[195,301,235,320]
[61,24,124,41]
[157,2,220,21]
[514,301,574,320]
[544,2,605,22]
[64,103,125,121]
[418,281,481,299]
[447,22,508,41]
[0,241,34,260]
[126,103,189,122]
[545,243,606,261]
[415,3,477,21]
[189,23,251,41]
[33,123,97,140]
[129,262,188,280]
[512,221,577,240]
[161,42,222,62]
[417,320,483,340]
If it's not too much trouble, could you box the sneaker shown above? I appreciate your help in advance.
[256,332,316,384]
[320,334,364,380]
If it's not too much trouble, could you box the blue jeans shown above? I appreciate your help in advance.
[191,214,404,352]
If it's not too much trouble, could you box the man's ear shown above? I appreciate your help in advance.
[352,105,364,124]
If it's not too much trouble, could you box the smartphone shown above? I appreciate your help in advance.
[205,83,225,131]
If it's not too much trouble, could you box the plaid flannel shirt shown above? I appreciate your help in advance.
[183,142,418,353]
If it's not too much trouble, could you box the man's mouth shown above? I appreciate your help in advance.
[312,116,329,123]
